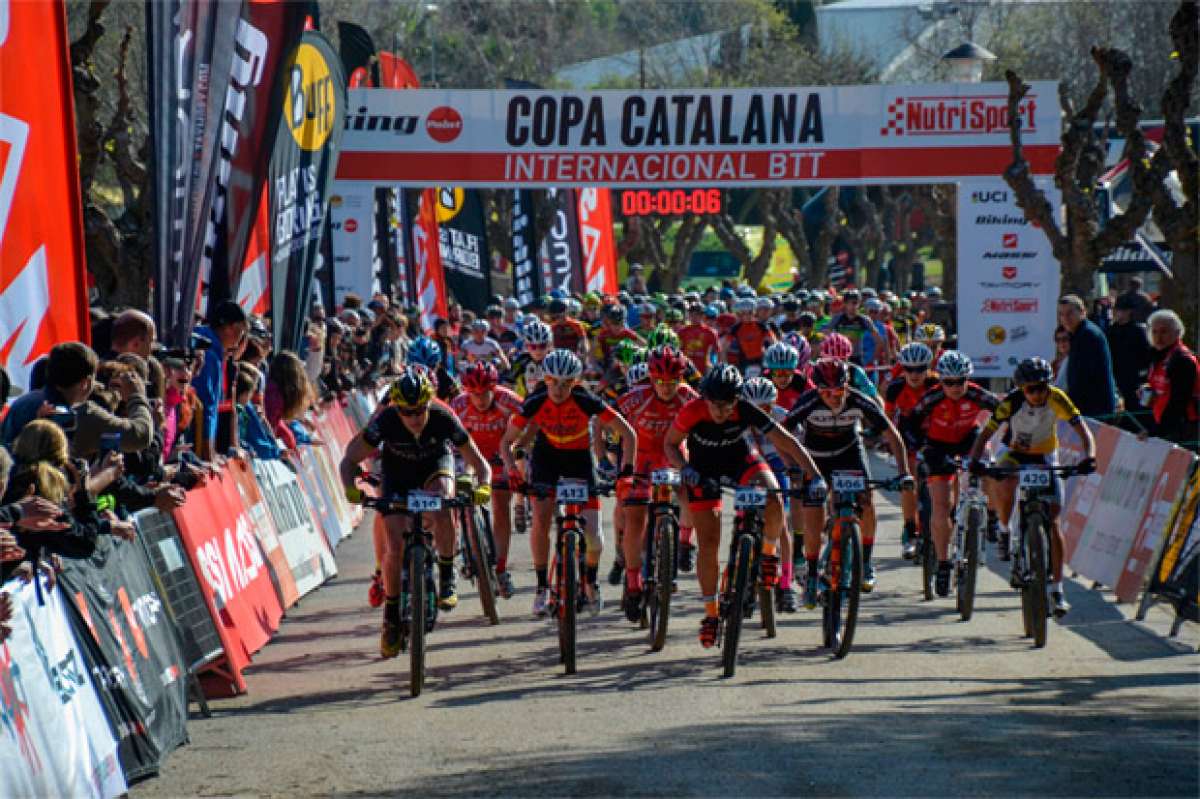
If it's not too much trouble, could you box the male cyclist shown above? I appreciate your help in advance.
[341,369,492,658]
[615,346,699,621]
[460,318,511,371]
[506,319,553,397]
[450,362,525,598]
[663,365,822,648]
[408,336,460,401]
[548,298,590,358]
[901,351,999,597]
[968,357,1096,617]
[762,341,813,410]
[786,358,913,605]
[500,350,638,617]
[723,298,777,374]
[677,303,720,374]
[592,304,644,368]
[819,333,880,402]
[823,289,885,367]
[884,342,940,559]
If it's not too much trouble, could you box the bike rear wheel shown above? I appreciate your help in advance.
[649,515,676,652]
[467,508,500,626]
[831,522,862,659]
[408,545,427,697]
[1026,513,1049,648]
[559,531,579,674]
[721,534,754,678]
[958,505,983,622]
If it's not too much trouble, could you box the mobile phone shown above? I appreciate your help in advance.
[99,432,122,454]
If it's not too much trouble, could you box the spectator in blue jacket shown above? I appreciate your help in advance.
[1059,294,1118,418]
[191,301,249,459]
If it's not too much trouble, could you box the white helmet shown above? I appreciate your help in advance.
[740,376,778,405]
[523,319,552,346]
[936,350,974,378]
[897,342,934,368]
[541,349,583,379]
[733,298,756,314]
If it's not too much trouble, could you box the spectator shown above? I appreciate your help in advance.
[235,363,282,460]
[1052,326,1071,390]
[1058,294,1117,418]
[1107,293,1153,422]
[1143,309,1199,449]
[192,300,249,458]
[265,352,313,451]
[625,262,648,295]
[108,309,157,359]
[1118,276,1156,324]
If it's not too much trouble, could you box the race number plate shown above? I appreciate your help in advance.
[831,471,867,493]
[734,486,767,509]
[556,479,590,504]
[407,491,443,511]
[651,469,681,486]
[1019,470,1051,488]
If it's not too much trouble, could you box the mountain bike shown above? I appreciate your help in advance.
[916,463,936,601]
[949,463,989,622]
[622,469,682,651]
[820,471,911,659]
[453,475,501,626]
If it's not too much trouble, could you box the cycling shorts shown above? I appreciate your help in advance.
[995,449,1063,507]
[619,453,675,504]
[802,444,870,508]
[383,454,454,503]
[529,441,600,510]
[921,435,976,480]
[686,450,771,512]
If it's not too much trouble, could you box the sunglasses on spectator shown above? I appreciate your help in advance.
[942,378,966,388]
[398,404,429,417]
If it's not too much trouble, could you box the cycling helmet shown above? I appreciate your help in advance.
[914,323,946,344]
[523,319,552,347]
[504,297,521,310]
[936,350,974,379]
[583,292,602,309]
[666,308,684,323]
[756,297,774,311]
[461,361,499,393]
[612,339,644,366]
[700,364,744,402]
[797,311,817,327]
[547,298,567,315]
[704,304,720,319]
[389,368,434,408]
[842,289,861,302]
[810,358,850,389]
[647,345,688,381]
[1013,357,1053,386]
[542,349,583,380]
[627,362,649,385]
[566,298,582,316]
[864,297,883,312]
[646,324,680,349]
[408,336,442,368]
[733,298,756,314]
[927,286,943,299]
[469,318,490,332]
[763,342,800,372]
[819,332,854,361]
[741,376,778,405]
[897,342,934,368]
[782,332,813,367]
[604,304,626,321]
[548,288,568,301]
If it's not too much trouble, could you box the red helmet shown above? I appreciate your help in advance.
[647,345,687,381]
[461,361,498,393]
[819,333,854,361]
[810,357,850,389]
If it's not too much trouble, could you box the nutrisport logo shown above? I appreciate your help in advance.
[881,94,1037,137]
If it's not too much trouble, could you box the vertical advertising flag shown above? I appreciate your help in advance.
[539,188,586,294]
[411,189,449,331]
[0,0,90,390]
[328,183,375,306]
[436,188,492,313]
[236,181,272,316]
[336,21,377,88]
[577,188,618,294]
[268,30,346,353]
[510,189,540,306]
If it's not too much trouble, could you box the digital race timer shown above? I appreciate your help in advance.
[619,189,724,216]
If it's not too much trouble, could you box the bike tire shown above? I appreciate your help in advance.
[408,545,427,698]
[468,509,500,626]
[560,532,579,674]
[832,522,863,659]
[649,515,676,652]
[959,505,983,622]
[1026,513,1049,648]
[721,534,754,678]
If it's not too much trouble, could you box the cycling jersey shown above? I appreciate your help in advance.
[672,398,776,509]
[505,353,545,397]
[592,326,641,365]
[617,383,699,468]
[511,385,616,451]
[449,387,523,462]
[849,363,880,399]
[824,313,876,362]
[363,403,468,492]
[551,318,589,352]
[677,323,719,372]
[984,386,1081,455]
[459,336,506,363]
[903,382,999,447]
[747,404,790,463]
[884,375,940,422]
[775,371,813,410]
[785,388,889,458]
[727,321,775,364]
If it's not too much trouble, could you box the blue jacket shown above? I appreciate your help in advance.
[190,326,225,450]
[237,404,282,460]
[1065,319,1117,418]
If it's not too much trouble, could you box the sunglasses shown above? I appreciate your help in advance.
[544,376,576,388]
[942,378,966,388]
[818,386,847,395]
[1022,382,1050,394]
[708,399,737,410]
[527,343,549,351]
[653,378,680,387]
[903,366,927,374]
[398,404,429,417]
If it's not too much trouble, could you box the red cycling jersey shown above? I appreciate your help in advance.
[676,323,719,372]
[617,382,699,467]
[776,371,813,411]
[551,318,589,351]
[728,321,775,363]
[450,386,523,461]
[510,386,615,450]
[884,374,939,422]
[903,382,999,446]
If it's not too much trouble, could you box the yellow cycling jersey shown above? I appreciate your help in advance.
[985,385,1081,455]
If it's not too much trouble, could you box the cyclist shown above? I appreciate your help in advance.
[341,369,493,658]
[723,298,777,375]
[663,365,822,648]
[786,358,913,605]
[884,342,940,559]
[615,346,699,621]
[968,357,1097,617]
[646,324,702,386]
[599,340,645,402]
[408,336,460,401]
[901,351,999,596]
[820,333,880,402]
[677,303,720,374]
[548,298,590,357]
[450,362,525,599]
[888,323,946,383]
[592,304,644,368]
[823,289,885,366]
[762,341,813,411]
[506,319,553,397]
[499,350,638,618]
[460,318,511,371]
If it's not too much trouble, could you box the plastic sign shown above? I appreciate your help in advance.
[734,486,767,509]
[407,491,443,511]
[651,469,681,486]
[1019,470,1052,488]
[556,479,589,504]
[831,471,867,493]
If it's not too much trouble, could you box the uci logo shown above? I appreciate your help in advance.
[971,190,1008,204]
[285,43,337,151]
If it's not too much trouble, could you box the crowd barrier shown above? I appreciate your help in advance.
[0,392,376,794]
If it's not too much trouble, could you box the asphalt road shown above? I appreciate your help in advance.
[136,458,1199,798]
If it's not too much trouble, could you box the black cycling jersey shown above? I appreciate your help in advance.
[672,397,776,467]
[784,388,889,458]
[363,403,469,467]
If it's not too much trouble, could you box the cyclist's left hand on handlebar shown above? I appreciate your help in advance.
[806,475,828,502]
[1076,456,1097,475]
[472,484,492,506]
[345,485,365,504]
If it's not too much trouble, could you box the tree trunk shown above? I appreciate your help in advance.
[663,215,707,292]
[809,187,839,289]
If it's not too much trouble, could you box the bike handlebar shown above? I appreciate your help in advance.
[516,481,616,500]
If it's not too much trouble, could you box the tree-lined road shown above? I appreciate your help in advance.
[135,460,1198,798]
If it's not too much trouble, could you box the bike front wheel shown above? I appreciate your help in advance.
[466,508,500,626]
[559,531,579,674]
[408,545,428,697]
[721,534,754,678]
[1025,513,1050,648]
[957,505,983,622]
[648,515,676,652]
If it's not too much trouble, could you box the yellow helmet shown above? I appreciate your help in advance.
[914,323,946,344]
[389,367,435,409]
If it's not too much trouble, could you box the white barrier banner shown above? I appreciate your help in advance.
[253,459,337,597]
[0,579,127,799]
[957,177,1061,377]
[336,82,1060,187]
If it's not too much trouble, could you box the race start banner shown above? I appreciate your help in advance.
[336,83,1060,187]
[956,178,1061,377]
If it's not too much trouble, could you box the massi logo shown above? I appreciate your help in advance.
[881,94,1037,137]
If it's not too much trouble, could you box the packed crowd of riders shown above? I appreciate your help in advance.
[338,284,1100,659]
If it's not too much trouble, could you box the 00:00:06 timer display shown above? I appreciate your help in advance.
[620,189,723,216]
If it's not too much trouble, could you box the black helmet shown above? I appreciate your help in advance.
[605,304,625,321]
[1013,357,1053,386]
[548,298,567,315]
[700,364,744,402]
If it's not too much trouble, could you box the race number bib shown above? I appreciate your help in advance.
[1019,470,1051,488]
[407,491,443,511]
[734,486,767,509]
[831,471,867,493]
[556,479,589,504]
[651,469,681,486]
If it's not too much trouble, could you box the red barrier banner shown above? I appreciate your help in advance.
[228,457,300,609]
[172,466,284,695]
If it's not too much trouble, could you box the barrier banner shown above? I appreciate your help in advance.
[295,445,344,550]
[58,535,189,781]
[311,441,356,536]
[173,467,284,695]
[1150,466,1200,620]
[131,509,224,673]
[228,457,300,609]
[0,577,127,799]
[1116,447,1197,602]
[253,458,338,597]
